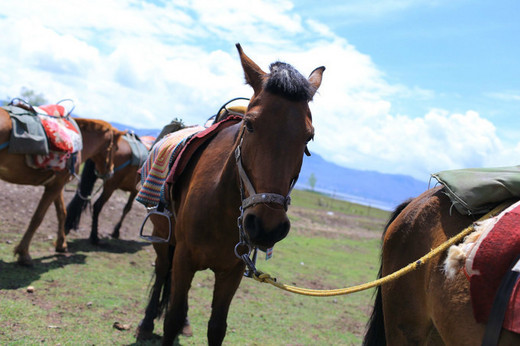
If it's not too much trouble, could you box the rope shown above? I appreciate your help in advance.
[251,201,512,297]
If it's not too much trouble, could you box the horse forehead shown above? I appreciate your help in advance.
[250,95,311,126]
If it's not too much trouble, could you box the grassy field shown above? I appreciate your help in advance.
[0,182,389,345]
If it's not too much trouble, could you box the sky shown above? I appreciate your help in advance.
[0,0,519,182]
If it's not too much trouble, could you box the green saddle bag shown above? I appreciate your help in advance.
[431,166,520,215]
[3,105,49,155]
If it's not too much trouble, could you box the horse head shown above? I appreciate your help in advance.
[235,43,324,251]
[75,118,124,181]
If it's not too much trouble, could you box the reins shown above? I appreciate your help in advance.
[240,201,512,297]
[74,128,116,203]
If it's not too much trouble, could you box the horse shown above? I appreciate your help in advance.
[363,185,520,345]
[64,133,156,244]
[134,43,325,345]
[0,105,123,266]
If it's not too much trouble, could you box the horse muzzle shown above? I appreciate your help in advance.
[242,204,291,250]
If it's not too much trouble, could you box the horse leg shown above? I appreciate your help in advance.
[90,188,113,244]
[207,262,245,346]
[112,190,137,239]
[53,190,68,253]
[162,246,195,345]
[136,242,173,340]
[14,181,64,266]
[381,268,436,345]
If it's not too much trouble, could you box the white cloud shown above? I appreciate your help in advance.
[0,0,517,182]
[486,91,520,102]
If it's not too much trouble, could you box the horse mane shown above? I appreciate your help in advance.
[74,117,114,133]
[265,62,315,102]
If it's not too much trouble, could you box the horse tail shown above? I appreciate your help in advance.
[363,199,412,346]
[65,159,98,233]
[156,245,175,318]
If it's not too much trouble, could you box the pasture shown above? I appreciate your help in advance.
[0,179,389,345]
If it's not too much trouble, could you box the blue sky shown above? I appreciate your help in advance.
[0,0,519,181]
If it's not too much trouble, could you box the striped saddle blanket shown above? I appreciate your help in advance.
[136,116,242,208]
[136,126,204,208]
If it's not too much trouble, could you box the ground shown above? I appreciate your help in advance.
[0,178,385,344]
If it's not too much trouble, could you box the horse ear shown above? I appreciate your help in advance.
[308,66,325,97]
[236,43,266,94]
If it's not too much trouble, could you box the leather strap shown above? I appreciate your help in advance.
[482,255,520,346]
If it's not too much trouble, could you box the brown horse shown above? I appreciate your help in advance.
[64,133,154,243]
[135,44,324,345]
[0,107,123,266]
[364,185,520,345]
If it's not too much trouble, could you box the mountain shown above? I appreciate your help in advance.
[110,121,161,137]
[297,153,429,210]
[111,121,429,211]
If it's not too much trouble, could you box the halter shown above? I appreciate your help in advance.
[233,126,297,276]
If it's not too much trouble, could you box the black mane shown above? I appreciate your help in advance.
[265,62,315,101]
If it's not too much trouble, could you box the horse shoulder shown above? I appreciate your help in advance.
[172,125,240,251]
[0,108,11,140]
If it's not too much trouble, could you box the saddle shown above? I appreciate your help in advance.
[121,132,152,169]
[137,99,248,209]
[432,166,520,215]
[2,101,82,171]
[136,125,205,208]
[445,201,520,336]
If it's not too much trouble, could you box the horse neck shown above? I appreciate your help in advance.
[202,124,242,206]
[77,124,111,162]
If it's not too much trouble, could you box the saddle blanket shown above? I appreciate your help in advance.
[136,116,242,208]
[30,105,82,171]
[34,105,82,153]
[121,133,154,169]
[136,126,204,208]
[461,201,520,333]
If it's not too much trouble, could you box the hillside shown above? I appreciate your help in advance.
[297,153,429,210]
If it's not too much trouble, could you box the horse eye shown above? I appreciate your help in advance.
[306,134,314,144]
[245,119,254,133]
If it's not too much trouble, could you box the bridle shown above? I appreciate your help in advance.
[233,125,298,276]
[76,129,116,202]
[94,129,116,181]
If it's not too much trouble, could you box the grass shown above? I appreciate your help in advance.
[0,187,389,345]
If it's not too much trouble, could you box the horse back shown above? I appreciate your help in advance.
[379,186,520,344]
[0,108,65,185]
[0,107,12,142]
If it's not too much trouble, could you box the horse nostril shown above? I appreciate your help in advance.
[244,213,260,239]
[278,220,290,240]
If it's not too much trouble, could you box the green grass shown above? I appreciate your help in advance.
[0,188,388,345]
[291,189,389,220]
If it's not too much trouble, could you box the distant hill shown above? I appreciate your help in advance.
[111,121,429,211]
[110,121,161,138]
[297,153,429,211]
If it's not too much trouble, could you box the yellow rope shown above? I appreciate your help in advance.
[252,201,512,297]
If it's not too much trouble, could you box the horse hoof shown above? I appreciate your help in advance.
[135,325,154,340]
[16,255,34,267]
[55,243,68,253]
[182,323,193,337]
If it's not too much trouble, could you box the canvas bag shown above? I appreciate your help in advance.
[431,166,520,215]
[3,105,49,155]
